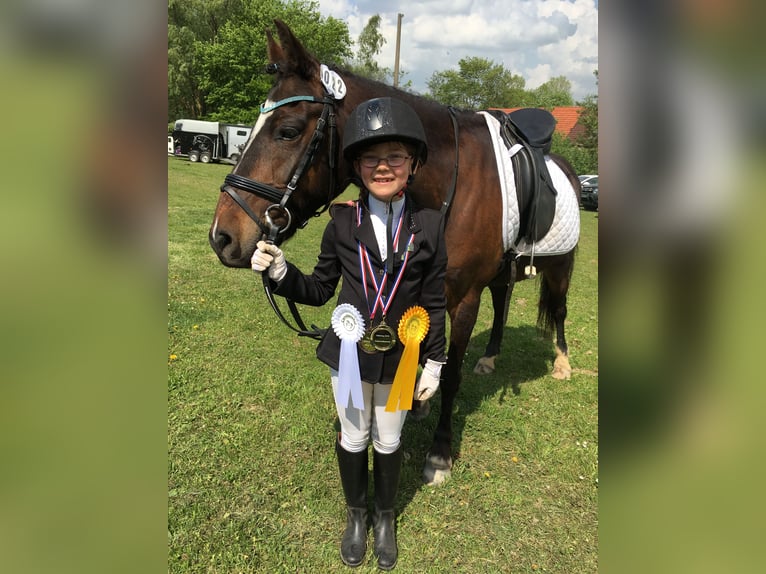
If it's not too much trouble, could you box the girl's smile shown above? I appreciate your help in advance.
[355,142,417,202]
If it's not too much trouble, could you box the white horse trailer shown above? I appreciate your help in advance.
[171,119,252,164]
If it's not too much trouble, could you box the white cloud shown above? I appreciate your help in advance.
[314,0,598,100]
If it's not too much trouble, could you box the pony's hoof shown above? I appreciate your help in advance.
[552,354,572,380]
[552,367,571,380]
[473,355,496,375]
[422,453,452,485]
[409,399,431,421]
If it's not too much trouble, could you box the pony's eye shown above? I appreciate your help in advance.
[277,126,300,140]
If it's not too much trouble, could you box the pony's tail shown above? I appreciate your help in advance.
[536,249,576,337]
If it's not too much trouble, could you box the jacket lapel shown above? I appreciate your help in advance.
[392,202,421,264]
[353,204,384,265]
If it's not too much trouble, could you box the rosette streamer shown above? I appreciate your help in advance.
[331,304,366,410]
[385,306,430,412]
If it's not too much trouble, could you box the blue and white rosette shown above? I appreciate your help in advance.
[331,304,365,410]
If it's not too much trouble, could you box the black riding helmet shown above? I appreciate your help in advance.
[343,97,428,165]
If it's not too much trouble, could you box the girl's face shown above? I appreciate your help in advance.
[354,141,417,203]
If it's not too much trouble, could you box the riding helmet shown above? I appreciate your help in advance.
[343,97,428,165]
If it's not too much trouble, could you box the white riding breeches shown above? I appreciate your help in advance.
[331,369,407,455]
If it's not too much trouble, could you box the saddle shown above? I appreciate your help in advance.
[485,108,558,244]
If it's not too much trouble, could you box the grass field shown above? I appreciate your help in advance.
[168,157,598,573]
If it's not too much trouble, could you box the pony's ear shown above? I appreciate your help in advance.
[266,27,285,66]
[271,19,319,80]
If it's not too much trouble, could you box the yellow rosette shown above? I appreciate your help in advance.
[385,306,430,412]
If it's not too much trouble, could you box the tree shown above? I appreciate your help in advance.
[550,131,593,176]
[203,12,350,124]
[346,15,391,83]
[168,0,352,123]
[168,23,204,119]
[573,70,598,173]
[548,71,597,174]
[426,57,528,109]
[531,76,574,108]
[576,72,598,149]
[168,0,247,118]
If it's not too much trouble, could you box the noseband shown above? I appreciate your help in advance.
[220,95,338,242]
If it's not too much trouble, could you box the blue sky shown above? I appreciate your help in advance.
[315,0,598,101]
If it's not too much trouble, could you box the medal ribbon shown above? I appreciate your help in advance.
[356,201,414,320]
[331,304,366,410]
[386,306,430,411]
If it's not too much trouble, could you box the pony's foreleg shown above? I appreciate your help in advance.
[423,292,482,485]
[474,264,515,375]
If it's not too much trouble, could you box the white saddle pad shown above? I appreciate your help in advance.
[479,111,580,256]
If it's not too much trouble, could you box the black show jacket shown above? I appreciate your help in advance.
[272,197,448,384]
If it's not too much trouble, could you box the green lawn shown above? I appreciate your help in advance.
[168,156,598,573]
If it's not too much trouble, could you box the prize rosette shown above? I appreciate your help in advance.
[385,306,430,412]
[331,304,366,410]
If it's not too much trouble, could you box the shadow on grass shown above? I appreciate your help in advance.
[397,323,553,509]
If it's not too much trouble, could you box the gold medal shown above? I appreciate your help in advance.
[369,318,397,352]
[359,328,377,354]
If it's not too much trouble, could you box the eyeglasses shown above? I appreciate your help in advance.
[358,154,411,168]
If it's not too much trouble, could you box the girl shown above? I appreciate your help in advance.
[252,97,447,570]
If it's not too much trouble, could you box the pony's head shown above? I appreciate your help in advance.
[209,20,360,267]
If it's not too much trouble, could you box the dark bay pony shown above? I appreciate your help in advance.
[209,20,579,484]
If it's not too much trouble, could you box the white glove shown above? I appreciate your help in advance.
[414,359,444,401]
[251,240,287,282]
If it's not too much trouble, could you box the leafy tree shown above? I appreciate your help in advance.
[168,0,249,118]
[573,94,598,173]
[425,60,578,111]
[168,23,204,119]
[576,72,598,149]
[547,72,597,175]
[426,57,528,110]
[203,12,350,124]
[168,0,352,124]
[531,76,574,108]
[168,0,245,39]
[572,70,598,173]
[550,131,594,176]
[345,15,391,83]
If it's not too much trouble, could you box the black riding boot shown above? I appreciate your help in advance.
[336,440,369,567]
[372,446,403,571]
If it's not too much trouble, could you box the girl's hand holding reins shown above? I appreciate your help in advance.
[251,240,287,281]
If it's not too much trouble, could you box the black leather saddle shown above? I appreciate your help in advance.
[485,108,558,244]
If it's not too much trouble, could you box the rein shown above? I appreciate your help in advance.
[261,271,325,340]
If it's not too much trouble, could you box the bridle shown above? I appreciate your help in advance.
[220,94,339,243]
[219,93,340,340]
